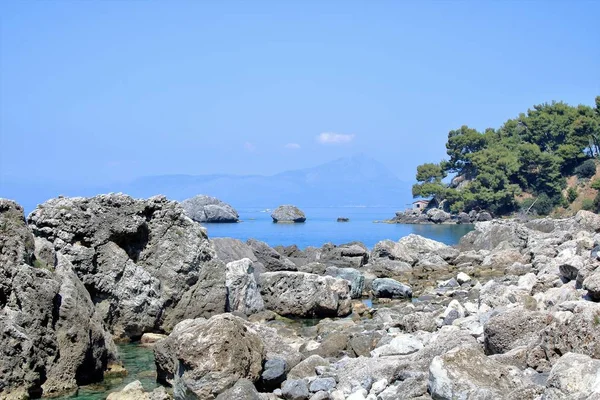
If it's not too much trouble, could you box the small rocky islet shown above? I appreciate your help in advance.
[3,195,600,399]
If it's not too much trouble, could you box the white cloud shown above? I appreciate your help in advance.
[284,143,301,149]
[317,132,355,144]
[244,142,256,152]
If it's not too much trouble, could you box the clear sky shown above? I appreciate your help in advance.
[1,0,599,186]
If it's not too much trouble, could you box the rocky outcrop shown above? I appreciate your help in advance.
[181,195,239,223]
[0,199,118,398]
[271,205,306,223]
[320,242,369,268]
[155,314,264,399]
[260,272,352,317]
[389,208,491,225]
[27,194,217,338]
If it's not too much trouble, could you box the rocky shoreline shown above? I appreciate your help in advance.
[387,208,493,225]
[3,194,600,399]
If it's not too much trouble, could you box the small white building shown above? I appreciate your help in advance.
[412,199,430,210]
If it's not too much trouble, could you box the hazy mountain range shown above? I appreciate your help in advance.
[1,154,412,213]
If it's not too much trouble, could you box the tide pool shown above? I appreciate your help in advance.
[203,207,473,248]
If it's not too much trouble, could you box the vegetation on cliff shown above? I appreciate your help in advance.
[413,96,600,215]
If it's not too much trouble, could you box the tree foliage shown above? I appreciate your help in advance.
[413,96,600,215]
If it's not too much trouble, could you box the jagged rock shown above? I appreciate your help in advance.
[271,205,306,223]
[288,355,329,380]
[260,272,352,317]
[460,219,529,251]
[428,346,525,399]
[371,278,412,299]
[181,195,239,223]
[155,314,264,399]
[247,239,296,272]
[225,258,264,315]
[0,200,118,398]
[483,308,550,355]
[27,194,217,338]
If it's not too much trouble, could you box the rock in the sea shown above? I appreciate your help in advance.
[155,314,264,399]
[181,195,239,223]
[225,258,264,315]
[371,278,412,299]
[27,194,217,338]
[337,217,350,222]
[271,205,306,223]
[260,272,352,317]
[426,208,451,224]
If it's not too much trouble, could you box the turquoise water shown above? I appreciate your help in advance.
[56,343,161,400]
[203,206,473,248]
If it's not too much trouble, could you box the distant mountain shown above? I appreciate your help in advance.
[121,154,411,207]
[0,154,412,212]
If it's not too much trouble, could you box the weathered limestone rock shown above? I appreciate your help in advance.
[260,272,352,317]
[155,314,264,399]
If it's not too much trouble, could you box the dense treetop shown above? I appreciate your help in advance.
[413,96,600,215]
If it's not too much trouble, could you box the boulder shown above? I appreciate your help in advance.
[225,258,264,315]
[27,194,217,338]
[247,239,296,271]
[258,358,287,392]
[181,195,239,223]
[271,205,306,223]
[282,379,310,400]
[371,278,412,299]
[287,355,329,380]
[483,308,550,355]
[428,346,524,399]
[106,381,151,400]
[154,314,264,399]
[459,219,529,251]
[543,352,600,399]
[260,272,352,317]
[583,269,600,301]
[426,208,451,224]
[337,217,350,222]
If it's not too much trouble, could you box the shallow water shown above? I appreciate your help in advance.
[203,206,473,248]
[55,343,161,400]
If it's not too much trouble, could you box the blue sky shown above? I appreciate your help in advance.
[1,0,598,186]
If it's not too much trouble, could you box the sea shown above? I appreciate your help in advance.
[202,206,473,248]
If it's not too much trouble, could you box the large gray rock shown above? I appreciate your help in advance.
[428,346,524,399]
[459,219,529,251]
[260,272,352,317]
[27,194,217,338]
[271,205,306,223]
[247,239,296,271]
[543,352,600,399]
[483,308,550,355]
[155,314,264,399]
[225,258,264,315]
[181,195,239,223]
[0,199,118,398]
[426,208,451,224]
[372,278,412,299]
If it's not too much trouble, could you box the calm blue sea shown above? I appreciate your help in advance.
[203,207,473,249]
